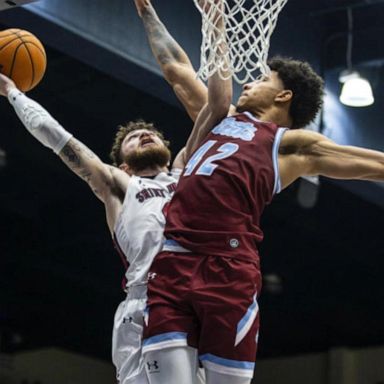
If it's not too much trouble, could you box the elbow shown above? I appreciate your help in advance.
[163,63,185,84]
[163,63,177,84]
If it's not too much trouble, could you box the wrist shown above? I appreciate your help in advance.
[7,87,22,104]
[140,0,154,17]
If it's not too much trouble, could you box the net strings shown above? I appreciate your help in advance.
[194,0,288,84]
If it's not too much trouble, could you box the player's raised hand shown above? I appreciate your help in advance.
[197,0,224,28]
[0,73,17,97]
[197,0,223,14]
[134,0,151,17]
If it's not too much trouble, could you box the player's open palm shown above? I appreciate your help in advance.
[0,73,16,97]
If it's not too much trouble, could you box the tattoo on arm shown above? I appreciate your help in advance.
[60,145,81,169]
[59,139,103,197]
[141,5,183,65]
[67,140,96,160]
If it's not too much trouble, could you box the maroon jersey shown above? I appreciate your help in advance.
[164,112,287,263]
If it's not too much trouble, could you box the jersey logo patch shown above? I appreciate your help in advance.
[212,117,257,141]
[135,183,177,203]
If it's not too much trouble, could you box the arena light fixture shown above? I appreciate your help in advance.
[339,70,374,107]
[339,8,374,107]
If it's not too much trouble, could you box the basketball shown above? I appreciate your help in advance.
[0,28,46,92]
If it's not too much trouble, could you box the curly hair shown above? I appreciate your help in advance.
[110,120,170,166]
[267,57,324,129]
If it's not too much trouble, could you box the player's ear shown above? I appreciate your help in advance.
[275,89,292,103]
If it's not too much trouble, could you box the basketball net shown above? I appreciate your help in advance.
[194,0,288,84]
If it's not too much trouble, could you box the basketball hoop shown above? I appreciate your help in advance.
[194,0,288,84]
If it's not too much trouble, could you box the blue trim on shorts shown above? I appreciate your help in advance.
[143,332,187,347]
[237,293,258,336]
[163,239,191,253]
[164,239,181,247]
[199,353,255,370]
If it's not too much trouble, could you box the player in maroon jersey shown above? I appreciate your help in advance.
[135,2,384,384]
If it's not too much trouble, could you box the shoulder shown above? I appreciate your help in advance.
[169,168,182,181]
[279,129,330,154]
[156,171,180,185]
[280,128,318,141]
[108,165,131,193]
[108,165,130,179]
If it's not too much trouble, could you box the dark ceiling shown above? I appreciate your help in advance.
[0,0,383,364]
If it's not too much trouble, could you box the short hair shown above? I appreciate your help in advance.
[268,57,324,129]
[110,119,170,166]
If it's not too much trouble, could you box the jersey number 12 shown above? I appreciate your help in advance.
[184,140,239,177]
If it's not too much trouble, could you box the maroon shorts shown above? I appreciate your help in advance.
[142,251,261,378]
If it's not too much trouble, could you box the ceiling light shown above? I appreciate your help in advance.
[339,71,374,107]
[339,8,374,107]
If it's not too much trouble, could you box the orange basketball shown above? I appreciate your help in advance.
[0,28,47,92]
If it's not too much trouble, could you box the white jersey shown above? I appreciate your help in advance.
[111,170,206,384]
[113,171,179,289]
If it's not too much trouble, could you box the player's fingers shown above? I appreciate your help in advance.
[197,0,223,15]
[133,0,150,17]
[0,73,16,97]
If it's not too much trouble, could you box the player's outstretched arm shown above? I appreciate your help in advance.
[0,74,126,203]
[279,129,384,188]
[306,133,384,181]
[185,0,232,158]
[134,0,208,121]
[58,138,126,202]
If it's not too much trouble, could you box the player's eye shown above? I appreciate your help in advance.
[126,134,138,142]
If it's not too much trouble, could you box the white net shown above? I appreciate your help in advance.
[194,0,288,84]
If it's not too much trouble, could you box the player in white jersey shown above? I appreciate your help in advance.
[112,169,180,383]
[114,172,179,288]
[0,73,205,384]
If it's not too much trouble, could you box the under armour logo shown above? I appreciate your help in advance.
[148,272,157,280]
[229,238,239,248]
[147,360,160,372]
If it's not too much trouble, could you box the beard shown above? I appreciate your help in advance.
[123,145,171,173]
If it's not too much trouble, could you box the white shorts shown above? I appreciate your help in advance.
[112,285,206,384]
[112,285,149,384]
